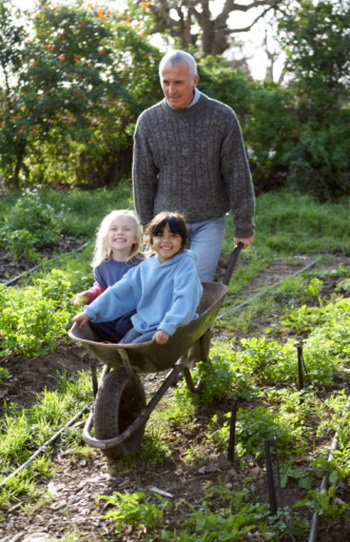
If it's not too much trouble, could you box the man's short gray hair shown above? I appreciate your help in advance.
[159,50,198,79]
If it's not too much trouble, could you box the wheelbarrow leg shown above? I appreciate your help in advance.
[182,366,203,393]
[175,341,203,393]
[174,329,213,392]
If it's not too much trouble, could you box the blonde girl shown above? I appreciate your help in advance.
[73,209,143,342]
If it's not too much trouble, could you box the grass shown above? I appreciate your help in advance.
[0,370,93,504]
[254,191,350,255]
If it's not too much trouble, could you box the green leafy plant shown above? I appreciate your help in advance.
[280,464,312,489]
[306,278,324,306]
[100,491,172,533]
[0,366,10,386]
[294,486,349,525]
[209,403,307,461]
[0,190,60,261]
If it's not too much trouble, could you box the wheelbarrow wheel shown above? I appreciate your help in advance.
[93,367,146,460]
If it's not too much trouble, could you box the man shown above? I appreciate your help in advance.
[132,49,255,282]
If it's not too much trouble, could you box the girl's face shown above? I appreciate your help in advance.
[108,216,137,259]
[151,225,182,263]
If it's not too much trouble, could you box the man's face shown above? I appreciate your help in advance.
[160,61,199,109]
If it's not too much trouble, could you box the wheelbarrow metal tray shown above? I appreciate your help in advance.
[69,281,228,373]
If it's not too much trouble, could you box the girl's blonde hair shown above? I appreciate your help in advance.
[92,210,142,267]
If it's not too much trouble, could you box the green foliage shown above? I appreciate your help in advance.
[317,390,350,445]
[281,298,350,385]
[284,119,350,198]
[56,182,134,237]
[236,337,296,383]
[247,80,297,192]
[280,0,350,94]
[176,357,238,405]
[174,506,257,540]
[306,278,324,306]
[280,464,312,490]
[100,491,172,532]
[198,56,251,121]
[99,483,300,541]
[0,183,140,358]
[209,403,306,461]
[0,188,61,261]
[109,428,173,473]
[0,269,75,357]
[0,1,161,187]
[0,1,349,197]
[0,366,10,385]
[158,488,296,541]
[294,486,348,525]
[278,0,350,197]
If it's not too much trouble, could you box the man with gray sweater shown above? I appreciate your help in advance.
[132,49,255,282]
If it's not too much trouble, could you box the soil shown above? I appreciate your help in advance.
[1,250,350,542]
[1,236,85,285]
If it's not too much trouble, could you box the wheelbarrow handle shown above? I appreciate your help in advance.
[222,241,244,286]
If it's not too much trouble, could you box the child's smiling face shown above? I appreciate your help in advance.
[108,216,137,256]
[151,225,182,263]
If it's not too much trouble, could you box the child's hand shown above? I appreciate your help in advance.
[73,293,89,306]
[72,312,90,328]
[153,329,170,344]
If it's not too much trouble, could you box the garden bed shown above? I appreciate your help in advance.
[1,253,350,541]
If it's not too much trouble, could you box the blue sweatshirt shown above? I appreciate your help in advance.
[84,250,203,336]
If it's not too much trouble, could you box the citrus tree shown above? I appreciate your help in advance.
[0,0,161,188]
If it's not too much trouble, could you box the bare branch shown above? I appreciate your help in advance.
[137,0,289,57]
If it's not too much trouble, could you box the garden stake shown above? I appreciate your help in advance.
[264,436,278,515]
[265,438,297,541]
[227,397,238,463]
[296,341,311,390]
[296,341,304,390]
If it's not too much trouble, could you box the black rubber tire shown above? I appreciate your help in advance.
[93,367,146,460]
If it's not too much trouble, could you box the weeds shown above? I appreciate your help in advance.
[100,491,172,533]
[295,486,349,525]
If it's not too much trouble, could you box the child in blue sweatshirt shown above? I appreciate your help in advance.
[72,211,203,344]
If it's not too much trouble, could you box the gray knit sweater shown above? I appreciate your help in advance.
[132,92,255,238]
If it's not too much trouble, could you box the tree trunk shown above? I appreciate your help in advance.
[12,141,26,190]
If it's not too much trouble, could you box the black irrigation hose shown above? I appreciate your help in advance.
[0,403,92,489]
[308,399,350,542]
[3,241,91,287]
[216,252,326,320]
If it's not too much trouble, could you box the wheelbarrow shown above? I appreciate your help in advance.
[68,243,243,460]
